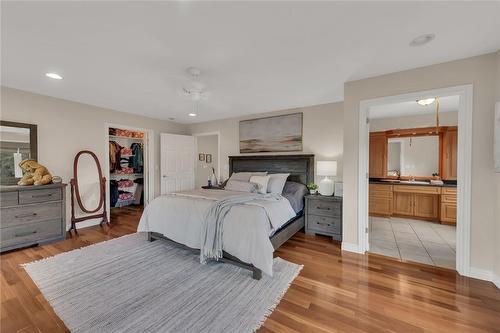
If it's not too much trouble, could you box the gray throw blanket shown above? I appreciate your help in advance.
[200,193,260,264]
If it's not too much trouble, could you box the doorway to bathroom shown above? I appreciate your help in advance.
[357,85,472,275]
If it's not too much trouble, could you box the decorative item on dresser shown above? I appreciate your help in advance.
[0,183,67,252]
[305,194,342,241]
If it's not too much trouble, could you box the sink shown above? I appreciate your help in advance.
[399,180,430,185]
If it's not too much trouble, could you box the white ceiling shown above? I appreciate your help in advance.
[369,95,459,119]
[1,2,499,124]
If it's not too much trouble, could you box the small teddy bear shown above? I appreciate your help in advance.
[17,159,53,186]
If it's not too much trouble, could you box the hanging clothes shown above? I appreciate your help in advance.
[109,141,122,173]
[129,143,144,174]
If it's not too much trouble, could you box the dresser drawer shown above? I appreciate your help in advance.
[441,194,457,203]
[1,202,62,228]
[308,215,341,234]
[307,199,341,217]
[19,188,62,204]
[0,219,62,249]
[0,192,18,207]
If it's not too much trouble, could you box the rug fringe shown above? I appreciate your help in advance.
[250,259,304,333]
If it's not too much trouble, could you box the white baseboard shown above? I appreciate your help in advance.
[341,242,364,254]
[493,274,500,290]
[468,267,500,289]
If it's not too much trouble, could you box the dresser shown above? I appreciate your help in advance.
[305,195,342,241]
[0,183,67,252]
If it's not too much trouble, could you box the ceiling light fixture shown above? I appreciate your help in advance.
[416,97,436,106]
[188,113,197,117]
[45,72,63,80]
[409,33,435,47]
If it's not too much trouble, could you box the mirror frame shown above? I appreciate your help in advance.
[73,150,104,213]
[0,121,38,161]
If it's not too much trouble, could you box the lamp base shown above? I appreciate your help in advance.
[318,177,334,196]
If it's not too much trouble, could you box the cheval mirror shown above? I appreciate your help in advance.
[70,150,108,233]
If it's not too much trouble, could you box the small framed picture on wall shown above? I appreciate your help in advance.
[206,154,212,163]
[198,153,205,161]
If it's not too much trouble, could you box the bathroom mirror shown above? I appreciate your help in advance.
[387,135,439,177]
[70,150,108,232]
[0,121,37,185]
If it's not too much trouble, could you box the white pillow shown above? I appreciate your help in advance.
[267,173,290,194]
[229,171,268,182]
[249,175,270,194]
[225,180,258,193]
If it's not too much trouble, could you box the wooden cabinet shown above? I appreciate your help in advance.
[393,185,440,221]
[369,133,387,178]
[441,127,457,180]
[393,191,414,216]
[440,187,457,225]
[414,194,439,219]
[369,184,393,216]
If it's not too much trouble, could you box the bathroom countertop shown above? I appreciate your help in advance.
[369,179,457,187]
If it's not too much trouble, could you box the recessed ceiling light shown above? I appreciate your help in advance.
[409,34,435,47]
[188,113,197,117]
[416,98,436,106]
[45,72,63,80]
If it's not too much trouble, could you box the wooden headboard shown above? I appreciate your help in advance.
[228,154,314,185]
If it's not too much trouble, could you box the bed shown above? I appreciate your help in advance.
[138,154,314,279]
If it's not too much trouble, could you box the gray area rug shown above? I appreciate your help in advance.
[23,233,302,333]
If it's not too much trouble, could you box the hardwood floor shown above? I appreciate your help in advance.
[1,206,499,333]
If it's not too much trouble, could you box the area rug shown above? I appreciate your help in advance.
[23,233,302,333]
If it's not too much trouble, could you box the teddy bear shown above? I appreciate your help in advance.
[17,159,53,186]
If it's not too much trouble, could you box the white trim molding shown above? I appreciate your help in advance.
[356,85,473,278]
[341,242,364,254]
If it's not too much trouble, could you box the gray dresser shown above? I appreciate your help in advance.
[0,183,67,252]
[305,195,342,241]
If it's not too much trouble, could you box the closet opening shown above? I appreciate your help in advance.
[107,126,149,222]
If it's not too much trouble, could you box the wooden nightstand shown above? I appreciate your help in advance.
[305,195,342,241]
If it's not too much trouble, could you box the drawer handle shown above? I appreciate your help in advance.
[32,194,53,198]
[316,206,331,210]
[14,213,37,218]
[317,222,332,227]
[15,230,37,237]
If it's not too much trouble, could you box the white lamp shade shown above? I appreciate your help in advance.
[317,161,337,176]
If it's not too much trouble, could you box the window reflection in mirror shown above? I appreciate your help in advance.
[387,135,439,177]
[0,122,37,185]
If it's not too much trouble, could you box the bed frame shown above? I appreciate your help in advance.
[148,154,314,279]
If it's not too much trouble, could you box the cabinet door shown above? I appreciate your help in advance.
[393,192,413,216]
[369,197,392,216]
[414,194,439,219]
[369,133,387,178]
[442,128,457,180]
[440,202,457,225]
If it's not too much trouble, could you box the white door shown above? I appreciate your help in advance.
[160,133,195,194]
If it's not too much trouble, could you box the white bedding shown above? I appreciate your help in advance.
[137,189,296,276]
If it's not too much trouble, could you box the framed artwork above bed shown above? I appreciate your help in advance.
[239,113,303,153]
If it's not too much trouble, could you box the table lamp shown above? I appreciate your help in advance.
[317,161,337,196]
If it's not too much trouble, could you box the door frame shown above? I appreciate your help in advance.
[357,84,473,276]
[192,131,221,182]
[104,123,154,220]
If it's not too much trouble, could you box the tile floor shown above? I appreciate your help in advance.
[369,216,456,269]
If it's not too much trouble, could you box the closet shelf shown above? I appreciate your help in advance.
[109,135,144,141]
[110,173,143,178]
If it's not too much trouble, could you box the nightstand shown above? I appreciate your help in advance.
[305,195,342,241]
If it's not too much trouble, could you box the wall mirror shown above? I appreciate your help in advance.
[0,121,37,185]
[70,150,108,232]
[387,135,439,177]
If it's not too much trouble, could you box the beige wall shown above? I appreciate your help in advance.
[369,111,458,132]
[0,86,188,227]
[195,134,218,188]
[343,52,499,273]
[188,102,344,184]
